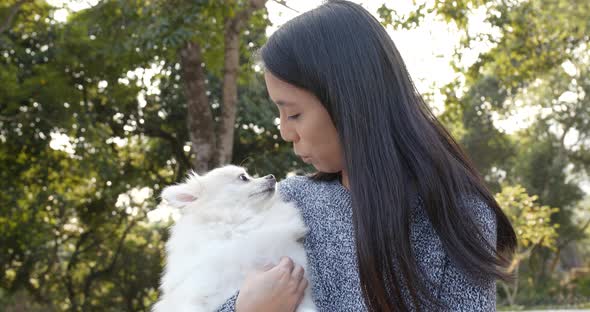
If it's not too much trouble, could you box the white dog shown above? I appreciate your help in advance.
[152,165,317,312]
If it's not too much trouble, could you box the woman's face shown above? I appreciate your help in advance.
[264,70,344,173]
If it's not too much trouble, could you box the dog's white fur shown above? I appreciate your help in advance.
[152,165,317,312]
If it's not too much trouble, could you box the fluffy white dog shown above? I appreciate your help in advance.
[152,165,317,312]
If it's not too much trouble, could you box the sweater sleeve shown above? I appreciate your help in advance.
[214,290,239,312]
[277,176,303,204]
[436,196,497,311]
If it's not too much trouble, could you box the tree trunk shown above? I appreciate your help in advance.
[217,23,240,166]
[0,0,29,34]
[181,0,267,171]
[179,41,216,173]
[216,0,267,166]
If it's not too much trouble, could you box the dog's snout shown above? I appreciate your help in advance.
[265,174,275,181]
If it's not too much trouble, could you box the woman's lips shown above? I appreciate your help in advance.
[301,156,312,163]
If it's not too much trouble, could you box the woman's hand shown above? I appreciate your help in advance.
[235,256,309,312]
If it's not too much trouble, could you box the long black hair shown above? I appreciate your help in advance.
[257,1,517,310]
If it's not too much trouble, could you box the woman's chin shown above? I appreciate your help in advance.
[313,164,340,174]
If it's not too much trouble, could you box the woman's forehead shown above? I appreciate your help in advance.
[265,79,306,106]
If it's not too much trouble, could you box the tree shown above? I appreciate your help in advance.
[116,0,270,173]
[379,0,590,305]
[495,184,559,306]
[0,0,308,309]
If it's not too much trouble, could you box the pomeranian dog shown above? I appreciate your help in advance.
[152,165,317,312]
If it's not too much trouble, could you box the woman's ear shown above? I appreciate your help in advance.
[161,184,198,208]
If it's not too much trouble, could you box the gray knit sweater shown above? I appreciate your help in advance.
[216,175,497,311]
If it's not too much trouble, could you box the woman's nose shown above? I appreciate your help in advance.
[279,123,300,143]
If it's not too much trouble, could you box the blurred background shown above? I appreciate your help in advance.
[0,0,589,310]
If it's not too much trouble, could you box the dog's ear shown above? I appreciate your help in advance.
[161,184,198,208]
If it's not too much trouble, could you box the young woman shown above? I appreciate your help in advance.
[216,1,516,311]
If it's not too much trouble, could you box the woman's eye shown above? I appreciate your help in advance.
[287,114,300,120]
[239,174,250,182]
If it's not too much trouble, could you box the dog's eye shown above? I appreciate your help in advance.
[238,174,250,182]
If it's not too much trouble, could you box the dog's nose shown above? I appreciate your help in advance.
[265,174,275,180]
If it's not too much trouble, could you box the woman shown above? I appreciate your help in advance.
[216,0,516,311]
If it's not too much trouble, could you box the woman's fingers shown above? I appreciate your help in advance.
[298,277,308,292]
[295,277,309,306]
[281,256,295,270]
[276,256,295,277]
[291,264,305,283]
[272,256,308,296]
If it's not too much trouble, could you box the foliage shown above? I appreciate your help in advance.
[495,184,560,306]
[0,0,589,310]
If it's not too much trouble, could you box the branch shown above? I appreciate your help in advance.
[81,218,138,304]
[63,230,92,310]
[0,0,29,34]
[142,125,191,171]
[271,0,299,13]
[0,113,24,121]
[227,0,268,33]
[559,122,573,150]
[557,217,590,249]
